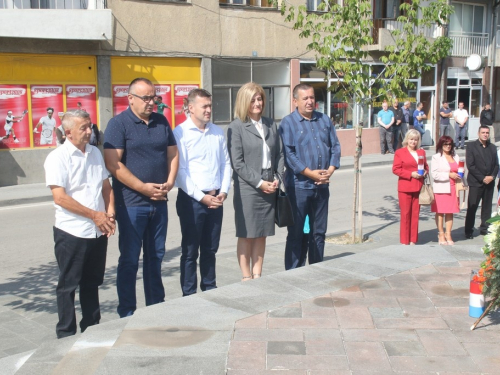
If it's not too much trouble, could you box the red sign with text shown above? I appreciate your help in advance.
[174,84,199,127]
[0,85,30,149]
[31,85,64,148]
[112,85,129,116]
[66,85,98,125]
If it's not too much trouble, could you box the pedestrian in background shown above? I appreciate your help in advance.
[377,101,395,154]
[454,102,469,150]
[439,101,453,137]
[401,101,411,139]
[279,83,341,270]
[390,99,403,151]
[412,102,426,137]
[392,129,428,245]
[480,103,494,128]
[430,136,460,245]
[227,82,284,281]
[174,89,231,296]
[104,77,179,318]
[45,110,115,338]
[464,125,498,239]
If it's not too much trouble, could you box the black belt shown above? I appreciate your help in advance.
[202,189,220,196]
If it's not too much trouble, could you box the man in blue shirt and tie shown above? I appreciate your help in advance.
[279,83,341,270]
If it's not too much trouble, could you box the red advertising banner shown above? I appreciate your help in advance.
[112,85,129,116]
[31,85,64,148]
[66,85,98,124]
[154,85,173,127]
[174,84,199,127]
[0,85,30,149]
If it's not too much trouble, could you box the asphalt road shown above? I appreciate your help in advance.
[0,163,490,326]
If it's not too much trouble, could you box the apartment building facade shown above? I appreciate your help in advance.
[0,0,499,185]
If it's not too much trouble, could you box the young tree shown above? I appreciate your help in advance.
[278,0,453,242]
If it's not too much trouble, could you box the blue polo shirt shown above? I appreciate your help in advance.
[377,109,394,126]
[279,109,341,189]
[104,108,176,206]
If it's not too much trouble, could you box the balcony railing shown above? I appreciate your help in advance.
[449,32,489,57]
[0,0,106,9]
[373,19,441,44]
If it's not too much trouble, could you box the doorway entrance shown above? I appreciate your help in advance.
[420,90,435,146]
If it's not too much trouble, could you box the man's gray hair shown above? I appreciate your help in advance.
[62,110,90,131]
[404,101,410,106]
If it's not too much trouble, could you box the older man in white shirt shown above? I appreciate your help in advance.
[173,89,231,296]
[44,110,115,338]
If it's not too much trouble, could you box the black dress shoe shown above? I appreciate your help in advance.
[480,230,488,235]
[465,233,474,239]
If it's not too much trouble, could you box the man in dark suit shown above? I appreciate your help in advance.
[465,125,499,238]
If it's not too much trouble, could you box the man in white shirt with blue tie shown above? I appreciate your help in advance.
[173,88,231,296]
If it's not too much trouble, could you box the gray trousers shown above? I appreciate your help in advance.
[455,123,467,148]
[439,123,450,137]
[379,126,393,153]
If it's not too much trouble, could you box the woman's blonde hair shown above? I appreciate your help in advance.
[234,82,266,122]
[402,129,422,149]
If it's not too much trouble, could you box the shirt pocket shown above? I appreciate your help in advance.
[298,129,310,146]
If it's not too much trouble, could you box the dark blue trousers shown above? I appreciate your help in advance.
[285,186,330,270]
[115,203,167,318]
[176,189,223,296]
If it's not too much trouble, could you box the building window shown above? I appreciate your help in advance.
[0,0,107,8]
[212,59,290,124]
[306,0,337,12]
[219,0,274,7]
[450,3,485,35]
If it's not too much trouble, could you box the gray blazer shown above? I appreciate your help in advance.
[227,116,284,187]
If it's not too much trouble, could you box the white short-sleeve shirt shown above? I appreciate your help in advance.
[44,141,109,238]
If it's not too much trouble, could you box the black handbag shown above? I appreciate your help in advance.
[275,173,295,227]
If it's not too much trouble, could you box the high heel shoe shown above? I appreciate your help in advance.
[444,232,455,245]
[438,232,447,245]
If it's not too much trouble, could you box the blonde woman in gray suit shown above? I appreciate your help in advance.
[227,82,284,281]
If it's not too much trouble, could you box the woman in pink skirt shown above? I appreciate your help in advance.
[431,136,461,245]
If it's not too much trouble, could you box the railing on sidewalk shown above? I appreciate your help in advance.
[449,32,489,57]
[0,0,106,9]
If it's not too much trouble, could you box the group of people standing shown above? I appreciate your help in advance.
[44,79,341,339]
[377,100,425,155]
[393,124,498,246]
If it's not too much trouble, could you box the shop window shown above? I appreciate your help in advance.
[470,89,481,118]
[471,78,482,86]
[459,79,470,86]
[447,78,458,87]
[212,59,290,124]
[300,63,327,79]
[447,89,457,110]
[421,67,435,87]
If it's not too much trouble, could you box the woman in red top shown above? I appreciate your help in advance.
[392,129,429,245]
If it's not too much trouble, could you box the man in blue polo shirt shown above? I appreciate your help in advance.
[104,78,179,318]
[279,83,341,270]
[377,101,395,154]
[412,102,426,136]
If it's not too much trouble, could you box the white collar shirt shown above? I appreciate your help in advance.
[44,141,109,238]
[173,117,232,201]
[251,118,271,170]
[454,108,469,124]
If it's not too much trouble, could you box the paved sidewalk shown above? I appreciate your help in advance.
[227,258,500,374]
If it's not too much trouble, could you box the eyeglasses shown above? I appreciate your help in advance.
[130,93,156,103]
